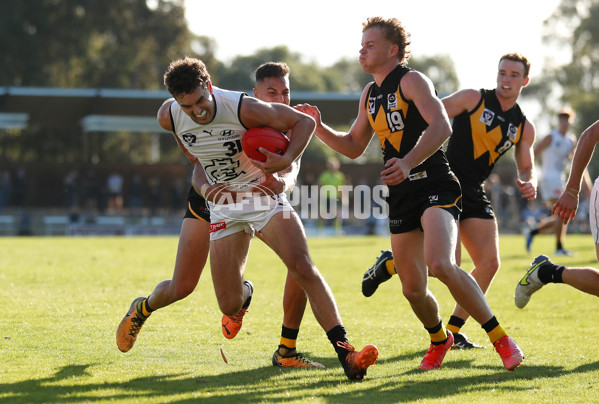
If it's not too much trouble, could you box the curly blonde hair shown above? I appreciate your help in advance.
[362,17,411,66]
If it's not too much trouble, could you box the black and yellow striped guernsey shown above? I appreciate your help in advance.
[446,88,526,185]
[366,65,453,192]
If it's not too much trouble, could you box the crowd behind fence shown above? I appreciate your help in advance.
[0,161,590,237]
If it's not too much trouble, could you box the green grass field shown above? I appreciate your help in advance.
[1,233,598,403]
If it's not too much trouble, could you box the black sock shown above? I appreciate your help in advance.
[448,315,465,330]
[557,241,563,250]
[327,325,349,361]
[538,263,565,283]
[281,325,299,340]
[242,283,252,309]
[530,229,540,236]
[481,316,499,333]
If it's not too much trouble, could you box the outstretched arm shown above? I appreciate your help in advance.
[295,84,375,159]
[553,120,599,223]
[514,120,537,201]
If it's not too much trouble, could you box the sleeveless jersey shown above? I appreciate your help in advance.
[366,65,453,192]
[541,129,574,180]
[446,89,527,185]
[169,87,264,189]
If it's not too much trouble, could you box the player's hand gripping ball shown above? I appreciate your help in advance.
[242,127,289,162]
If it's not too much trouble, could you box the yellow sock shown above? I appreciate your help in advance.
[429,325,448,344]
[280,337,297,350]
[386,260,396,275]
[487,325,506,344]
[140,299,152,317]
[446,324,460,334]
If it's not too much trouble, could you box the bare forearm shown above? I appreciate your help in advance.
[566,135,596,191]
[285,118,314,163]
[403,120,450,169]
[315,123,368,159]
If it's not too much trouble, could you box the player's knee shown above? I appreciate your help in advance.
[479,257,500,277]
[286,259,317,282]
[426,258,454,280]
[218,299,244,316]
[215,290,245,316]
[401,284,427,302]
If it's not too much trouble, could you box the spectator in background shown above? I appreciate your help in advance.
[317,156,346,235]
[106,171,124,213]
[64,169,80,212]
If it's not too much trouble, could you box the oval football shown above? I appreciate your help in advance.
[242,127,289,162]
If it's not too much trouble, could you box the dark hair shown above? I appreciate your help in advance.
[255,62,290,82]
[499,53,531,78]
[362,17,411,66]
[163,57,211,98]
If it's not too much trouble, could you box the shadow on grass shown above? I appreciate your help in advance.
[2,359,599,403]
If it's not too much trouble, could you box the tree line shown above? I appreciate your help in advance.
[0,0,598,173]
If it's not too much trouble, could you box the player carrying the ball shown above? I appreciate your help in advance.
[117,62,327,369]
[119,56,378,381]
[298,16,524,371]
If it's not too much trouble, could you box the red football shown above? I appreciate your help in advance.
[242,127,289,162]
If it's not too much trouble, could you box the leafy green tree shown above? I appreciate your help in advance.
[0,0,191,88]
[539,0,599,175]
[0,0,195,165]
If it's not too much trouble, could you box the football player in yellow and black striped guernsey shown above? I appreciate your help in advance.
[298,17,524,371]
[362,53,538,351]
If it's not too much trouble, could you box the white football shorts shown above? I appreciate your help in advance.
[208,192,294,241]
[540,173,565,202]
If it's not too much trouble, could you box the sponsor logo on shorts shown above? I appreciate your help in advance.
[209,221,226,233]
[409,170,427,181]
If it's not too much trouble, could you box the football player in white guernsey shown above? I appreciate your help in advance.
[121,57,378,381]
[516,120,599,307]
[526,109,591,255]
[117,63,326,369]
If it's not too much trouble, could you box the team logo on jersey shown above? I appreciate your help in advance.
[368,97,376,114]
[507,123,518,141]
[387,93,398,110]
[428,194,439,204]
[480,109,495,126]
[182,133,196,145]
